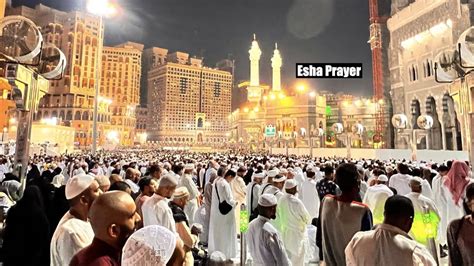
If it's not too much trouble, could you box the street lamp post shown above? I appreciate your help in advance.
[392,114,433,161]
[87,0,118,155]
[2,127,6,143]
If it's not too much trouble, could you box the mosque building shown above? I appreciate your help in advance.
[229,35,327,150]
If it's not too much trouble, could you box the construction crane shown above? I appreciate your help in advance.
[368,0,389,148]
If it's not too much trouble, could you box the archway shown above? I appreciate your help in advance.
[410,99,426,149]
[410,99,421,129]
[425,96,442,150]
[82,111,89,120]
[442,94,462,150]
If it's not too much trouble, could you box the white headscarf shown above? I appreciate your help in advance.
[122,225,176,266]
[52,174,65,188]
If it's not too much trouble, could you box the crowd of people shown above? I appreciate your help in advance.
[0,150,473,265]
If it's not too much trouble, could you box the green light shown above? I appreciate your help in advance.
[410,211,440,245]
[325,106,332,116]
[240,210,249,233]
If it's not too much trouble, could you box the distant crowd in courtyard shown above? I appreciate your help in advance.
[0,150,472,265]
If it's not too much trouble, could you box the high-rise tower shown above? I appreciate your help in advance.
[271,43,282,92]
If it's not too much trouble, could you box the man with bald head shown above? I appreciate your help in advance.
[70,191,141,265]
[141,174,178,232]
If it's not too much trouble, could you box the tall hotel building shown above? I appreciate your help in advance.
[147,51,232,146]
[6,4,111,147]
[102,42,143,146]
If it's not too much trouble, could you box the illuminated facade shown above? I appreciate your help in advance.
[230,37,326,150]
[141,47,168,107]
[30,121,76,154]
[147,51,232,146]
[324,92,391,148]
[0,77,14,133]
[102,42,143,146]
[7,4,110,148]
[135,106,148,144]
[388,0,471,151]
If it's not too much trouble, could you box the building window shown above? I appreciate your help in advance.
[426,60,432,77]
[214,82,221,97]
[179,77,188,94]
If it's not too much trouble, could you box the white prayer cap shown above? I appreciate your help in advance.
[267,169,279,178]
[122,225,176,266]
[184,163,194,170]
[173,187,189,199]
[258,194,278,207]
[210,251,227,262]
[377,175,388,182]
[284,179,297,189]
[65,174,95,200]
[280,168,288,175]
[159,174,178,187]
[252,172,265,179]
[273,175,287,183]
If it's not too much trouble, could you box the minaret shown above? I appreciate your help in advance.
[247,34,263,103]
[271,43,282,92]
[249,34,262,87]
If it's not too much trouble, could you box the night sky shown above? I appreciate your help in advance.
[13,0,373,98]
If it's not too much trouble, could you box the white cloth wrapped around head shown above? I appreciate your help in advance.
[377,175,388,182]
[122,225,176,266]
[267,169,279,178]
[284,179,297,189]
[258,194,277,207]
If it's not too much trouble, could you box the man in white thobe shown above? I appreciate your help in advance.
[247,172,265,221]
[208,169,238,260]
[431,165,449,252]
[274,179,311,266]
[345,195,436,266]
[204,161,218,188]
[300,166,320,219]
[406,177,440,260]
[388,163,412,195]
[261,173,286,201]
[363,175,393,225]
[51,174,102,266]
[247,194,291,266]
[180,164,200,225]
[231,166,247,231]
[142,174,178,232]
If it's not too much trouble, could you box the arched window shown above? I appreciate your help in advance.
[427,60,432,77]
